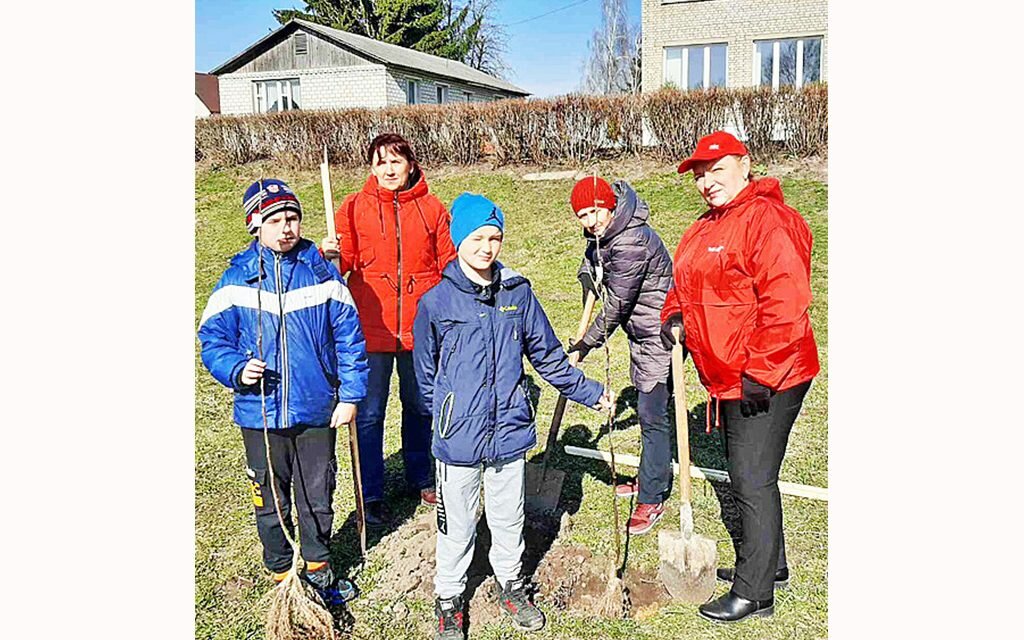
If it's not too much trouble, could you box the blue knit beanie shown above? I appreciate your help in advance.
[242,178,303,235]
[449,193,505,248]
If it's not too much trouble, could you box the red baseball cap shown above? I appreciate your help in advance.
[676,131,749,174]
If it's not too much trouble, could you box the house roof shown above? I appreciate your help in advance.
[210,19,529,97]
[195,72,220,113]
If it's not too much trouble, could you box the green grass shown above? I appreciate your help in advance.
[195,162,828,639]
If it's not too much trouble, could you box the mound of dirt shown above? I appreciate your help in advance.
[362,508,673,632]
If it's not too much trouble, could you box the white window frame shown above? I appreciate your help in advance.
[753,36,823,89]
[662,43,727,90]
[406,79,419,104]
[436,84,449,104]
[252,78,301,114]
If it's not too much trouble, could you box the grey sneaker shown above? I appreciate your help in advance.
[497,577,545,632]
[434,594,465,640]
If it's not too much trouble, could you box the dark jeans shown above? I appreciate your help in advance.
[240,426,336,573]
[720,380,812,601]
[356,351,433,503]
[637,382,673,505]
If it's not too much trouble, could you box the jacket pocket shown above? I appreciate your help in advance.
[519,381,535,423]
[437,392,456,439]
[359,245,376,270]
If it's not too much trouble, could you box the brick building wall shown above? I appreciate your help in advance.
[386,69,507,106]
[641,0,827,92]
[219,65,388,115]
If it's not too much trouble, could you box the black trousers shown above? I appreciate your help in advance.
[240,426,337,573]
[719,380,811,601]
[637,382,673,505]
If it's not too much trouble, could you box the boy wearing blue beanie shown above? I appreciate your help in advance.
[413,193,613,639]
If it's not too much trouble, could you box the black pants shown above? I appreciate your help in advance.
[637,382,673,505]
[240,426,337,573]
[720,380,811,601]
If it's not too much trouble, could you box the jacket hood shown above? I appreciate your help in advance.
[442,258,528,299]
[582,180,646,242]
[361,168,429,203]
[713,177,786,214]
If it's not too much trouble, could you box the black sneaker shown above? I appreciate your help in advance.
[497,577,545,632]
[364,500,391,528]
[303,565,356,624]
[434,595,465,640]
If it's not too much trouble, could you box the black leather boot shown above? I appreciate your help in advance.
[716,566,789,589]
[698,591,774,623]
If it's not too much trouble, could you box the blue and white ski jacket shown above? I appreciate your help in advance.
[413,260,604,466]
[198,238,369,430]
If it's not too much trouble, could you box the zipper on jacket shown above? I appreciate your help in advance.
[394,192,403,351]
[275,253,290,428]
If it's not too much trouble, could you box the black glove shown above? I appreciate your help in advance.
[660,314,683,350]
[578,267,599,304]
[567,338,592,362]
[739,375,773,417]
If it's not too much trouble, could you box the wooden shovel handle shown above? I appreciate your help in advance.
[542,290,598,462]
[345,420,367,559]
[670,327,691,510]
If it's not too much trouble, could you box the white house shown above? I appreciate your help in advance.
[210,18,529,115]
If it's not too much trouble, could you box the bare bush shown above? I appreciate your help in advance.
[195,85,827,168]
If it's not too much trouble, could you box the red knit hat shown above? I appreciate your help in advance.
[676,131,749,174]
[570,176,616,213]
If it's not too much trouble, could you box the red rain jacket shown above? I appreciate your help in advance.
[335,172,457,353]
[661,177,819,400]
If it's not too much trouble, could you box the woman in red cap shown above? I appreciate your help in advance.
[661,130,820,623]
[321,133,457,526]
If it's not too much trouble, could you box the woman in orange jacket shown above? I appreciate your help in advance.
[322,133,457,525]
[661,131,819,623]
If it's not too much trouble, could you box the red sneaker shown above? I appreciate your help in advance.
[615,479,638,498]
[627,502,665,535]
[420,486,438,507]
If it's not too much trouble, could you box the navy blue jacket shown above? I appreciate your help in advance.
[199,239,369,429]
[413,260,604,466]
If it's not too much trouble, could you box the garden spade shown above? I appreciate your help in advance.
[658,326,717,602]
[525,289,597,515]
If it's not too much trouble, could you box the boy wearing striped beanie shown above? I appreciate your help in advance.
[199,178,370,617]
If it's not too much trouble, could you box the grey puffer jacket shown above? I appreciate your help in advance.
[577,180,674,392]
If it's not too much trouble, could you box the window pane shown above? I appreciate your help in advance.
[687,46,704,90]
[267,82,280,112]
[664,47,682,87]
[757,41,774,86]
[709,44,727,87]
[407,81,416,104]
[291,80,301,110]
[437,86,444,103]
[802,37,822,84]
[779,39,797,87]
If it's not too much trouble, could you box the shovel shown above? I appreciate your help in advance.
[525,289,598,515]
[657,326,717,602]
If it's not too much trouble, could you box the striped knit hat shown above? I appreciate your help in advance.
[242,178,303,235]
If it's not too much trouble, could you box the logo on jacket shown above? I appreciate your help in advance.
[708,245,725,253]
[499,305,518,312]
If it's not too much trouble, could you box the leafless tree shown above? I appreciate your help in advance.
[459,0,510,78]
[581,0,640,94]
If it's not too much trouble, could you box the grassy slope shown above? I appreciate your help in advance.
[195,164,828,639]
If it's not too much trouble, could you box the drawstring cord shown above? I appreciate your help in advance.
[704,395,721,434]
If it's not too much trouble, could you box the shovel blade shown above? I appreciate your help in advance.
[657,529,718,603]
[524,462,565,516]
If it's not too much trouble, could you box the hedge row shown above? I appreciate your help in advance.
[195,85,827,168]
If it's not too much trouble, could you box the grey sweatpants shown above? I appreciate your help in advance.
[434,455,525,599]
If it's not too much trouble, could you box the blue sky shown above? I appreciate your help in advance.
[195,0,640,97]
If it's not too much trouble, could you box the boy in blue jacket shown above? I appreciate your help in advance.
[198,178,370,608]
[413,193,613,640]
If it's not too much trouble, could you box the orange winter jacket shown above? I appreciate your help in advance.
[335,172,457,352]
[661,177,819,400]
